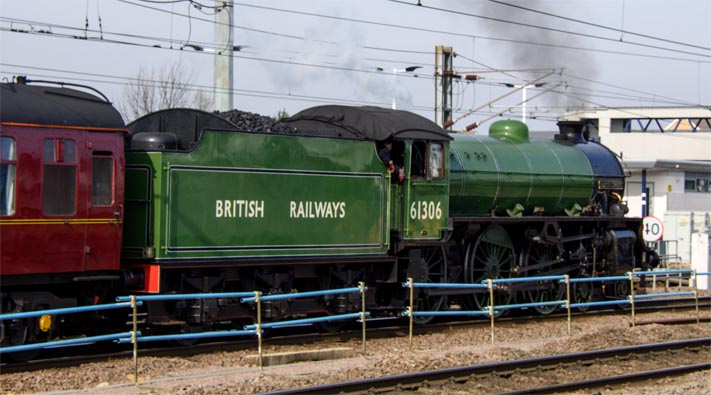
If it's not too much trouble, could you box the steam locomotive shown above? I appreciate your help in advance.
[0,78,656,352]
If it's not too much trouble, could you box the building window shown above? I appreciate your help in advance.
[0,137,16,216]
[684,172,711,193]
[428,143,444,179]
[43,139,77,215]
[92,155,114,206]
[618,118,711,133]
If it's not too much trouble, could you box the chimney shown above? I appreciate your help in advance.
[555,121,587,144]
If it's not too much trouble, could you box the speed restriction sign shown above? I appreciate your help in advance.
[642,216,664,242]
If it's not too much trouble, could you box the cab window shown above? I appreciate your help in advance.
[427,143,444,179]
[43,138,77,215]
[410,141,426,178]
[0,137,16,216]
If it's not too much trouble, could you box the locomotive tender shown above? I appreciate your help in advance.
[1,79,655,350]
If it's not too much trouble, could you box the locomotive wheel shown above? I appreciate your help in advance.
[314,319,346,333]
[0,318,40,362]
[521,242,565,315]
[598,279,630,310]
[609,280,631,310]
[613,280,630,298]
[407,246,448,325]
[314,269,348,333]
[173,324,203,346]
[572,280,593,312]
[1,309,51,362]
[464,225,514,315]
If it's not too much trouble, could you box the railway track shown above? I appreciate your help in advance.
[2,295,709,373]
[497,364,710,395]
[264,338,711,395]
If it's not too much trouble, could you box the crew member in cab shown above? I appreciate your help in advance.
[378,137,405,183]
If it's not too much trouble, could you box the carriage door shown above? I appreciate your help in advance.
[403,140,449,240]
[84,134,124,271]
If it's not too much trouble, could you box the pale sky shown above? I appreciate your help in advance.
[1,0,709,131]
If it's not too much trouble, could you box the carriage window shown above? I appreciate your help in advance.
[92,154,114,206]
[428,143,444,179]
[43,139,77,215]
[1,137,16,216]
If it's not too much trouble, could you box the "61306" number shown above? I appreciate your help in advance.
[410,201,442,220]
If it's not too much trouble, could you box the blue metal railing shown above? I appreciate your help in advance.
[240,284,369,369]
[2,270,706,378]
[2,332,139,354]
[402,270,706,346]
[0,301,142,355]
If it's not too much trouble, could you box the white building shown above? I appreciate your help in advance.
[564,107,711,262]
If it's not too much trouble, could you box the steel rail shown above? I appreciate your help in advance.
[496,363,711,395]
[263,338,710,395]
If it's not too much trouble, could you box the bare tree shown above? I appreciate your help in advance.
[119,60,213,122]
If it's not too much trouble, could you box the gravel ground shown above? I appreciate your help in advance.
[2,309,709,395]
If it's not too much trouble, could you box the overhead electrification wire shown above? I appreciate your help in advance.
[454,52,533,81]
[2,18,696,112]
[387,0,711,59]
[0,18,436,82]
[0,62,437,112]
[2,61,600,125]
[561,85,694,106]
[3,4,705,112]
[118,0,711,64]
[118,0,313,41]
[562,72,698,106]
[477,34,711,65]
[138,0,219,9]
[488,0,711,51]
[4,23,689,114]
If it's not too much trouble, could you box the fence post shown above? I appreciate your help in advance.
[359,281,366,355]
[665,271,670,291]
[693,270,700,324]
[565,274,571,336]
[131,295,138,385]
[255,291,263,370]
[652,272,657,292]
[407,277,414,349]
[629,272,635,327]
[488,279,495,344]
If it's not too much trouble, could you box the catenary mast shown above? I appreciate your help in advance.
[214,1,234,111]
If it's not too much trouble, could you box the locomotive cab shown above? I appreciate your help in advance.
[399,139,450,242]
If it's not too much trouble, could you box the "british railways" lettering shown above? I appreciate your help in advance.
[290,201,346,219]
[215,200,265,218]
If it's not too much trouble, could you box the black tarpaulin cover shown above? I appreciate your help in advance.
[128,108,239,150]
[282,105,452,141]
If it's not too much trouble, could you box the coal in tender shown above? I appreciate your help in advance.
[215,109,296,134]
